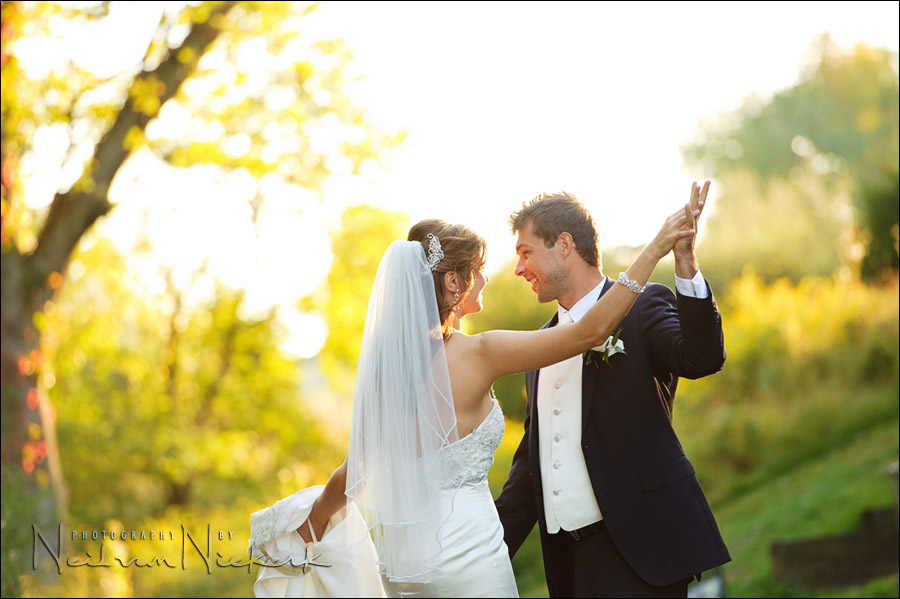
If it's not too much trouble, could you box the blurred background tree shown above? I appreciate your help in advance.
[682,33,899,286]
[301,204,410,395]
[1,2,400,596]
[45,237,342,525]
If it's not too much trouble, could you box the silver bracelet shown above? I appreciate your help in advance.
[617,272,645,294]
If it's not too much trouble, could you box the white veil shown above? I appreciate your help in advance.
[345,239,459,583]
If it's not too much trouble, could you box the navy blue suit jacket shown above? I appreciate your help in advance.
[495,278,731,591]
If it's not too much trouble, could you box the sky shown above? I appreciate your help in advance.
[18,1,900,358]
[305,1,899,253]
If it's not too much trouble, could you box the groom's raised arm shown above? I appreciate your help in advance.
[639,179,725,379]
[638,282,726,379]
[495,383,539,558]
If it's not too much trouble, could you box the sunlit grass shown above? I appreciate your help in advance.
[715,416,899,598]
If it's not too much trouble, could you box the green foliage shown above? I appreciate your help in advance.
[683,35,898,183]
[4,1,403,228]
[694,167,853,289]
[682,35,900,280]
[302,204,410,392]
[858,170,900,278]
[1,469,50,598]
[675,271,899,505]
[149,2,405,187]
[4,3,403,594]
[44,238,342,526]
[16,236,346,596]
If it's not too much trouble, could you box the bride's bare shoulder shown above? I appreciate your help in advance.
[446,330,479,348]
[445,330,490,360]
[444,331,496,399]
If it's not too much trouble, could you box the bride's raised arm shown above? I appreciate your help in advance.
[474,202,699,381]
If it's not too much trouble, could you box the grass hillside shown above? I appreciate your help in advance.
[712,416,899,598]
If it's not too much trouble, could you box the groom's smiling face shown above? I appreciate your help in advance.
[514,222,568,304]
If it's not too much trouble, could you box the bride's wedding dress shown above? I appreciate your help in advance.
[249,396,518,598]
[383,396,517,598]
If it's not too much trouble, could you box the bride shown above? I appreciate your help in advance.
[253,200,699,598]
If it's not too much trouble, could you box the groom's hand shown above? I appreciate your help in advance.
[674,180,708,278]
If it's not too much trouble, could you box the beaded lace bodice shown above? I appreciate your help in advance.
[249,398,506,555]
[441,398,504,489]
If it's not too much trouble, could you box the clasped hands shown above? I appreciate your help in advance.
[674,180,708,278]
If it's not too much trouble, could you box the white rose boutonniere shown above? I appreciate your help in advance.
[583,329,626,368]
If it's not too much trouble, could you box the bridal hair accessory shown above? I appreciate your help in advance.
[617,272,645,294]
[425,233,444,272]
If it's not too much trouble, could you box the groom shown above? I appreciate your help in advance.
[495,183,731,597]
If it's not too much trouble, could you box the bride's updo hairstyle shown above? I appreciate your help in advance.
[408,220,486,340]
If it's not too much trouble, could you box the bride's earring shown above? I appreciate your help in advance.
[454,292,460,304]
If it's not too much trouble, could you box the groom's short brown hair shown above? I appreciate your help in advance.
[509,191,601,268]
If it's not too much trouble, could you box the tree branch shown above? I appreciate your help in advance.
[29,1,239,300]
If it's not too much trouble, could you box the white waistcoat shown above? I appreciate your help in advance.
[537,343,603,533]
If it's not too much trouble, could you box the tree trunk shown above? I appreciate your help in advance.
[1,246,59,598]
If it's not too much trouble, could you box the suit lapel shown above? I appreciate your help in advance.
[582,277,616,435]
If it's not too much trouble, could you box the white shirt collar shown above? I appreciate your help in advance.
[558,277,607,323]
